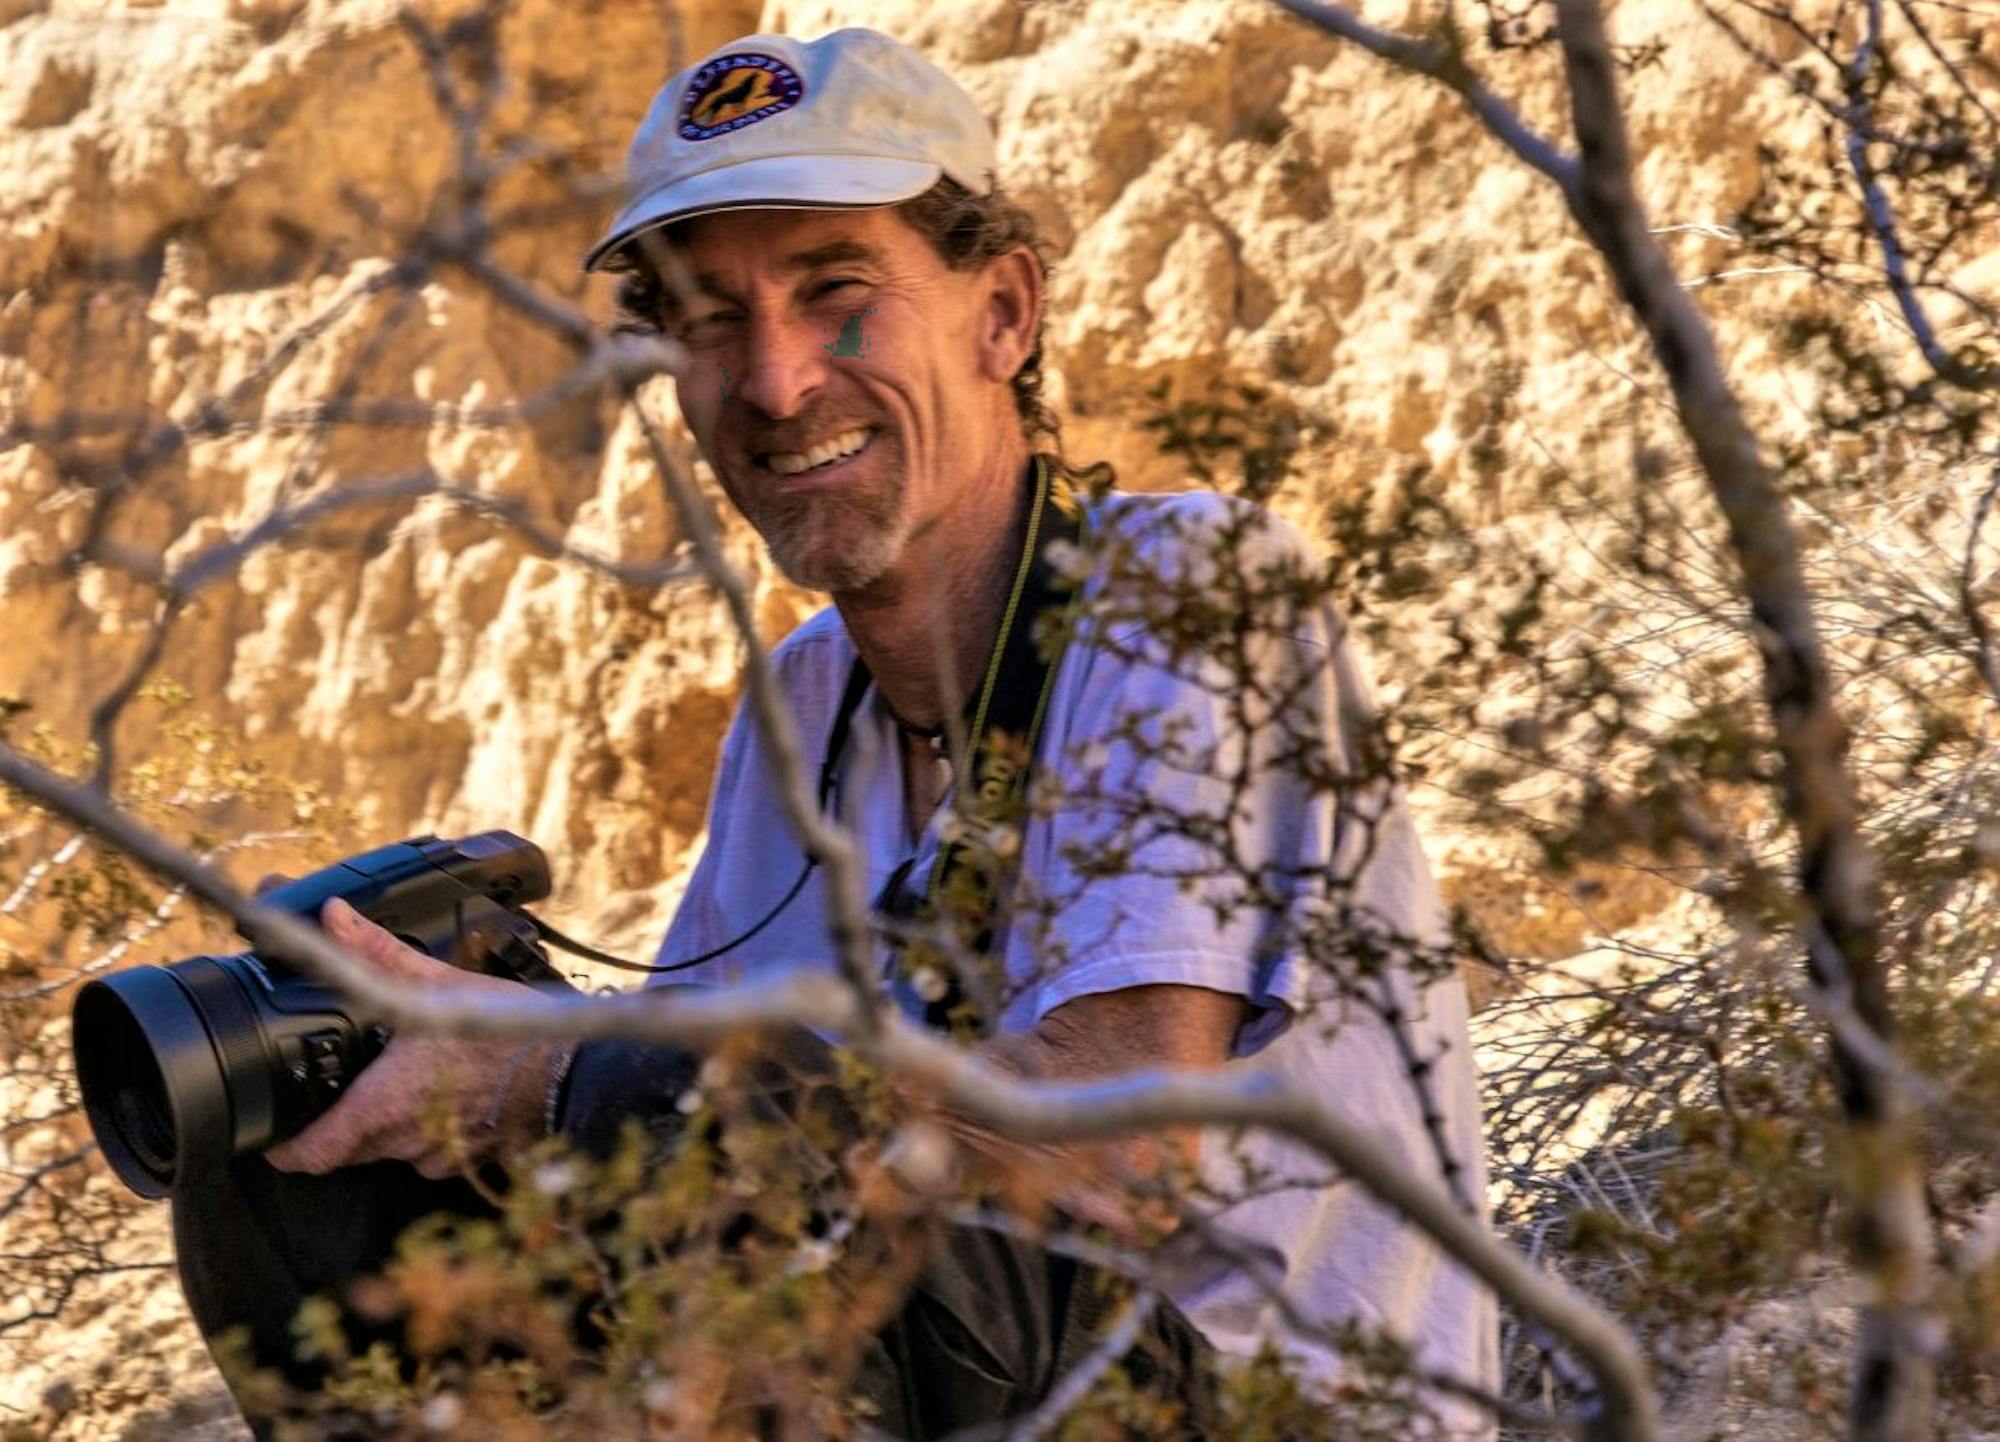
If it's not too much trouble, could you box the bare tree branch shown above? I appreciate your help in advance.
[1840,0,2000,390]
[935,1289,1159,1442]
[164,468,700,599]
[84,595,182,792]
[0,732,1656,1439]
[1271,0,1949,1434]
[0,830,313,1003]
[1545,4,1937,1433]
[625,401,886,1031]
[1961,459,2000,706]
[1271,0,1582,192]
[0,1260,172,1338]
[0,833,84,917]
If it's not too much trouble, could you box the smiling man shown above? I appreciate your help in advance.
[181,25,1497,1440]
[575,24,1497,1435]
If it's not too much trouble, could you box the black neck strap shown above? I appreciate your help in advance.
[830,454,1086,1032]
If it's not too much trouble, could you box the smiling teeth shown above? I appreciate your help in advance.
[769,428,871,476]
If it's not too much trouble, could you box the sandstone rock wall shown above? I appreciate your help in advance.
[9,2,1996,1437]
[0,0,1925,940]
[2,0,774,950]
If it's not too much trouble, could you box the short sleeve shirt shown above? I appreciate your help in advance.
[650,491,1498,1425]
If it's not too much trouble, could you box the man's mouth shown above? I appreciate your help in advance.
[760,426,876,477]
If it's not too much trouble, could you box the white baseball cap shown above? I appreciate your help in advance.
[583,28,999,272]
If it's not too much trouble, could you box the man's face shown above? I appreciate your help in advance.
[659,207,1004,594]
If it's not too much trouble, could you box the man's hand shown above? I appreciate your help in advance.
[262,898,552,1179]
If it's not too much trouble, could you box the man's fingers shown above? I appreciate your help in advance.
[265,1084,378,1173]
[264,1038,493,1175]
[321,898,452,985]
[263,1044,415,1173]
[259,903,533,1176]
[263,1129,347,1175]
[413,1151,464,1182]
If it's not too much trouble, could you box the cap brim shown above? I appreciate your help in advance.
[582,154,944,272]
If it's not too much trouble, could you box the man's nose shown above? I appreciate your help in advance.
[733,316,828,420]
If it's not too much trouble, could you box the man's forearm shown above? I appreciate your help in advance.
[938,984,1250,1228]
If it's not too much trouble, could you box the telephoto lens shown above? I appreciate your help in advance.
[71,831,560,1198]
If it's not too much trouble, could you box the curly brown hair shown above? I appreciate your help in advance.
[599,178,1061,445]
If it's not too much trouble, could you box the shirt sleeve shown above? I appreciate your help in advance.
[999,493,1451,1059]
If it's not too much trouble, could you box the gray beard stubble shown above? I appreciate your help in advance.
[754,461,911,594]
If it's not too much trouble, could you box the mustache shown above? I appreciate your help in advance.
[742,412,882,455]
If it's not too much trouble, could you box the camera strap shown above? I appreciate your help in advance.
[837,453,1086,1033]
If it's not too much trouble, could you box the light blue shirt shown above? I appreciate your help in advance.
[651,491,1496,1428]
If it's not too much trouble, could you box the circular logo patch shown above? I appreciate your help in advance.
[679,53,805,142]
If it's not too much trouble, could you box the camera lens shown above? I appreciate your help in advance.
[100,1014,176,1179]
[74,967,238,1198]
[119,1081,176,1178]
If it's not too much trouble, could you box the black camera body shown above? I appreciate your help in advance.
[72,831,567,1199]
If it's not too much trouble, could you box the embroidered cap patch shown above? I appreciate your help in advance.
[679,53,805,141]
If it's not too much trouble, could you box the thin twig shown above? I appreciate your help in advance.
[165,471,701,599]
[1956,459,2000,707]
[1839,0,2000,390]
[1271,0,1582,193]
[0,733,1654,1430]
[625,402,885,1031]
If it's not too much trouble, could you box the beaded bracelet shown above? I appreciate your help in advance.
[482,1041,538,1133]
[544,1041,577,1136]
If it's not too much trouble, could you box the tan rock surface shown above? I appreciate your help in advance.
[5,0,1991,1435]
[0,0,1919,921]
[0,0,1885,934]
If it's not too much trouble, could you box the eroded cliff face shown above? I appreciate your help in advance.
[0,0,1853,951]
[3,0,780,957]
[0,0,1969,1430]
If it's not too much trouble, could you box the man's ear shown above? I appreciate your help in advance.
[975,246,1043,385]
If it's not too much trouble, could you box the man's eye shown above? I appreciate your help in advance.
[812,278,865,300]
[678,311,741,344]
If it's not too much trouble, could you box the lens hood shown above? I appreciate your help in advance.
[74,965,237,1198]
